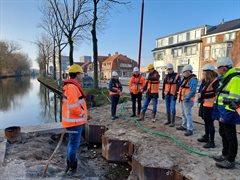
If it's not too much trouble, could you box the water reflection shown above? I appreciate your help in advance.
[0,76,31,111]
[0,77,61,129]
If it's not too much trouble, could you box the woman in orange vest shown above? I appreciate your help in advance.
[62,64,88,175]
[197,64,219,148]
[139,64,160,121]
[129,67,145,117]
[109,71,122,120]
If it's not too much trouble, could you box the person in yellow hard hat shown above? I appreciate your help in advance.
[139,64,160,121]
[62,64,88,175]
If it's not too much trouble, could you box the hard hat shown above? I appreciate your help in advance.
[216,57,233,68]
[166,63,173,69]
[112,71,118,76]
[68,64,83,73]
[133,67,139,72]
[202,64,215,71]
[147,64,154,71]
[182,64,193,73]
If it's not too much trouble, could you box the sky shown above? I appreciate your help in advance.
[0,0,240,69]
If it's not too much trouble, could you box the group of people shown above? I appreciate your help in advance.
[59,56,239,175]
[108,57,240,169]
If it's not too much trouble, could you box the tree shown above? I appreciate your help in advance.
[91,0,130,88]
[48,0,91,65]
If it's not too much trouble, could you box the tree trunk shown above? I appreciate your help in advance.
[58,45,62,80]
[91,0,99,89]
[53,40,56,80]
[69,38,74,65]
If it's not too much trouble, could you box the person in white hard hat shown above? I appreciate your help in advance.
[212,57,240,169]
[176,64,198,136]
[109,71,123,120]
[129,67,145,117]
[197,64,219,149]
[162,63,181,127]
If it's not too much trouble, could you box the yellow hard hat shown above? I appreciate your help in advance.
[147,64,154,71]
[68,64,83,73]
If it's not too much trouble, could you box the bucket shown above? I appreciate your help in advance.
[4,126,21,143]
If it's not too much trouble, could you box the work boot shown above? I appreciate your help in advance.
[152,113,156,122]
[216,160,235,169]
[67,161,77,175]
[203,141,215,148]
[111,116,115,120]
[138,112,145,121]
[130,114,136,117]
[197,135,208,143]
[64,160,70,174]
[169,115,175,127]
[176,126,187,131]
[212,155,226,162]
[184,130,193,136]
[164,113,171,125]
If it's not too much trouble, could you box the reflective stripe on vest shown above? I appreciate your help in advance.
[164,74,179,95]
[203,78,217,107]
[178,76,197,101]
[109,81,121,95]
[129,76,144,94]
[147,80,160,94]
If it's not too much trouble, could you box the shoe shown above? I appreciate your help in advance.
[138,112,145,121]
[66,161,77,175]
[112,116,115,120]
[115,116,119,119]
[216,160,235,169]
[184,130,193,136]
[212,155,226,162]
[152,112,156,119]
[65,160,70,174]
[197,135,208,143]
[169,115,175,127]
[203,141,215,148]
[176,126,187,131]
[164,121,171,125]
[130,114,136,117]
[164,113,171,125]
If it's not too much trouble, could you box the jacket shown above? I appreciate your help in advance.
[109,78,123,95]
[129,74,145,94]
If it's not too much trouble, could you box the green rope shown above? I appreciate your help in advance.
[119,103,240,164]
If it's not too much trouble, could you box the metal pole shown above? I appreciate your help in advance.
[138,0,144,69]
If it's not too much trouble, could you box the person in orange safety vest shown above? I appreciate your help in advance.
[62,64,88,175]
[129,67,145,117]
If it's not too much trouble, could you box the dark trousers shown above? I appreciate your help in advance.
[219,122,238,162]
[203,117,215,142]
[131,93,142,115]
[111,94,120,117]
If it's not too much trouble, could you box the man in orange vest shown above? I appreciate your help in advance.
[162,63,181,127]
[129,67,145,117]
[62,64,88,175]
[139,64,160,121]
[176,64,198,136]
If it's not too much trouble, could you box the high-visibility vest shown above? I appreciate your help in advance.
[62,84,88,128]
[146,80,160,94]
[178,75,197,101]
[203,78,218,107]
[129,75,145,94]
[109,81,121,95]
[164,73,180,95]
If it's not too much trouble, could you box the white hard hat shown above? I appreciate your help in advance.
[133,67,139,72]
[166,63,173,69]
[182,64,193,73]
[216,57,233,68]
[202,64,215,71]
[112,71,118,76]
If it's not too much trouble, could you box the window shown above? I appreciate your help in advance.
[185,45,196,56]
[211,43,230,60]
[173,48,182,57]
[169,37,173,45]
[162,38,168,46]
[206,36,216,44]
[196,29,201,39]
[204,47,210,61]
[154,51,165,60]
[224,32,236,41]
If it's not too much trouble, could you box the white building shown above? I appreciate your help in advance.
[152,26,211,80]
[80,56,92,63]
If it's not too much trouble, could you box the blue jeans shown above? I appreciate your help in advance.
[181,101,194,131]
[141,97,158,113]
[165,95,176,115]
[111,94,120,117]
[66,125,83,163]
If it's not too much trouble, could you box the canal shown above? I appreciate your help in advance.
[0,77,60,129]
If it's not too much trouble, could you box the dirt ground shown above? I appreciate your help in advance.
[1,102,240,180]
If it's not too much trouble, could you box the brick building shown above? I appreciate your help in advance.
[201,19,240,74]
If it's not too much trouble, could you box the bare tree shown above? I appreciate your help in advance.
[91,0,130,88]
[39,3,68,80]
[48,0,91,65]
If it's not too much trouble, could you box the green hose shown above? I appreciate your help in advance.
[119,103,240,165]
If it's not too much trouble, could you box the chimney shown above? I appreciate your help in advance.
[108,53,111,56]
[115,52,118,55]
